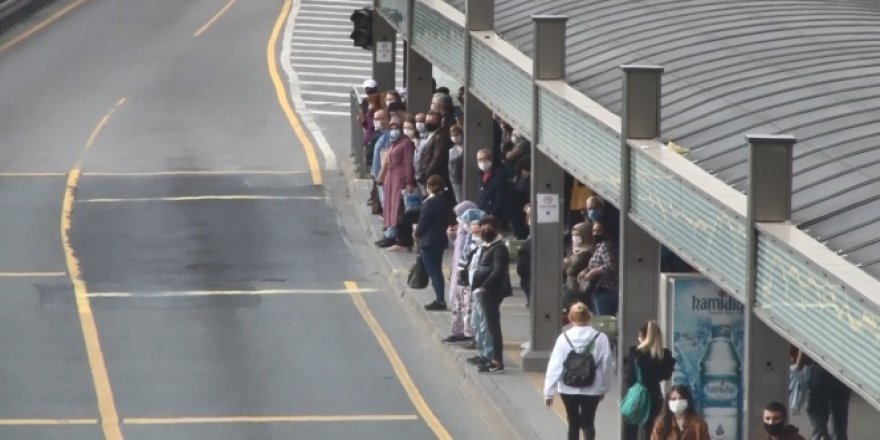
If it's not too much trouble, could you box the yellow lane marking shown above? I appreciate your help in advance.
[84,98,126,153]
[63,103,127,440]
[0,418,98,426]
[82,170,307,177]
[0,172,67,177]
[344,281,453,440]
[268,0,322,186]
[194,0,238,37]
[76,195,323,203]
[0,0,91,55]
[0,271,66,278]
[124,414,418,425]
[88,288,379,298]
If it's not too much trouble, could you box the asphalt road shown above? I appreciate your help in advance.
[0,0,494,438]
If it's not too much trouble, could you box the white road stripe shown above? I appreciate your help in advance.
[292,42,362,49]
[282,0,339,171]
[294,17,351,23]
[294,23,351,29]
[292,49,369,57]
[292,29,349,36]
[292,56,370,64]
[291,36,352,43]
[310,110,350,116]
[291,63,370,72]
[299,90,354,97]
[304,101,350,106]
[296,71,370,79]
[299,4,364,10]
[304,0,367,4]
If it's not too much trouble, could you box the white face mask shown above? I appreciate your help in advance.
[404,129,416,138]
[389,129,401,141]
[572,236,583,247]
[451,135,463,145]
[385,100,395,107]
[416,122,425,132]
[472,235,482,244]
[478,161,492,172]
[668,399,688,415]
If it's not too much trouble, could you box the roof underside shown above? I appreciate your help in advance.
[444,0,880,279]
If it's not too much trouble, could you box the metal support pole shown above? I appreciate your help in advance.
[461,0,495,203]
[405,47,433,115]
[522,15,567,372]
[744,134,796,440]
[372,13,396,91]
[619,65,663,432]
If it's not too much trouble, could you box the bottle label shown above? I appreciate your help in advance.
[703,378,738,403]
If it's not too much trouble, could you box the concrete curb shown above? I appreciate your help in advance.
[0,0,54,32]
[338,159,542,440]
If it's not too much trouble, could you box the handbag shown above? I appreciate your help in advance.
[407,253,429,289]
[620,362,651,426]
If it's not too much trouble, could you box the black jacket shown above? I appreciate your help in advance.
[624,347,675,400]
[472,240,513,298]
[418,131,450,185]
[476,165,507,218]
[414,195,451,249]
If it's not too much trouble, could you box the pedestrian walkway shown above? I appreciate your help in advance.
[288,0,403,117]
[343,170,623,439]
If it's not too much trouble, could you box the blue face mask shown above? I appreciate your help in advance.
[587,209,603,221]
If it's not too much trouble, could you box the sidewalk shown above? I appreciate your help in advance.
[342,167,622,439]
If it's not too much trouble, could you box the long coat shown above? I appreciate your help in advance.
[382,136,416,228]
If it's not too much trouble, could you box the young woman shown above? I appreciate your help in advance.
[416,175,452,311]
[623,321,676,440]
[650,385,709,440]
[470,215,512,373]
[543,302,613,440]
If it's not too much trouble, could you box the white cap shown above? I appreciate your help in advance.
[363,78,377,89]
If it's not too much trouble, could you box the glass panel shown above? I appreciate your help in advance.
[469,39,533,137]
[410,2,465,81]
[377,0,409,38]
[538,88,621,204]
[756,233,880,403]
[631,152,748,298]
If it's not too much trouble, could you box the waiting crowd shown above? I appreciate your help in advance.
[358,79,842,440]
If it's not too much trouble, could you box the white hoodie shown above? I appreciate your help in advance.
[543,325,613,398]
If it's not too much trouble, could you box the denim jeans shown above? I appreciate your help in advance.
[419,245,446,304]
[591,287,618,316]
[470,289,491,360]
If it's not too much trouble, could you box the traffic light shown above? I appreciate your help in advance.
[349,8,373,50]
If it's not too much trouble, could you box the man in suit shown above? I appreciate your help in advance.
[417,111,451,192]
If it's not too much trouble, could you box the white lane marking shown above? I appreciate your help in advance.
[292,48,369,57]
[291,63,370,72]
[294,16,351,23]
[309,110,350,116]
[304,101,351,106]
[304,0,367,4]
[299,90,353,97]
[299,81,357,87]
[293,56,370,64]
[291,36,351,43]
[88,288,379,298]
[282,0,339,171]
[296,71,368,79]
[292,29,350,36]
[294,23,351,29]
[299,4,363,11]
[76,195,324,203]
[291,42,362,50]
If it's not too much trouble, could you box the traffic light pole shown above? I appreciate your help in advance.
[372,14,396,92]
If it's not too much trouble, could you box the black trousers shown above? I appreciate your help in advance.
[394,208,421,248]
[623,395,662,440]
[482,293,504,364]
[560,394,601,440]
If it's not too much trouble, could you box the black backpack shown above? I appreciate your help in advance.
[561,332,602,387]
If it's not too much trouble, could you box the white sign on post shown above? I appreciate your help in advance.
[536,193,559,224]
[376,42,393,63]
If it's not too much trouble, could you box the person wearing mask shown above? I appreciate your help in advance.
[563,221,595,309]
[358,79,380,142]
[465,219,490,364]
[476,149,507,220]
[585,195,618,242]
[579,221,618,316]
[413,112,429,192]
[367,110,390,216]
[623,321,676,440]
[442,206,483,344]
[763,401,806,440]
[543,302,613,440]
[650,385,709,440]
[470,216,512,373]
[416,175,453,311]
[380,120,416,244]
[448,125,465,202]
[417,111,451,191]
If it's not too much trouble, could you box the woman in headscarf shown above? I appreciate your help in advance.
[442,205,483,344]
[380,119,416,242]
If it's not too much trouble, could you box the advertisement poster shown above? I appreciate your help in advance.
[667,275,745,440]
